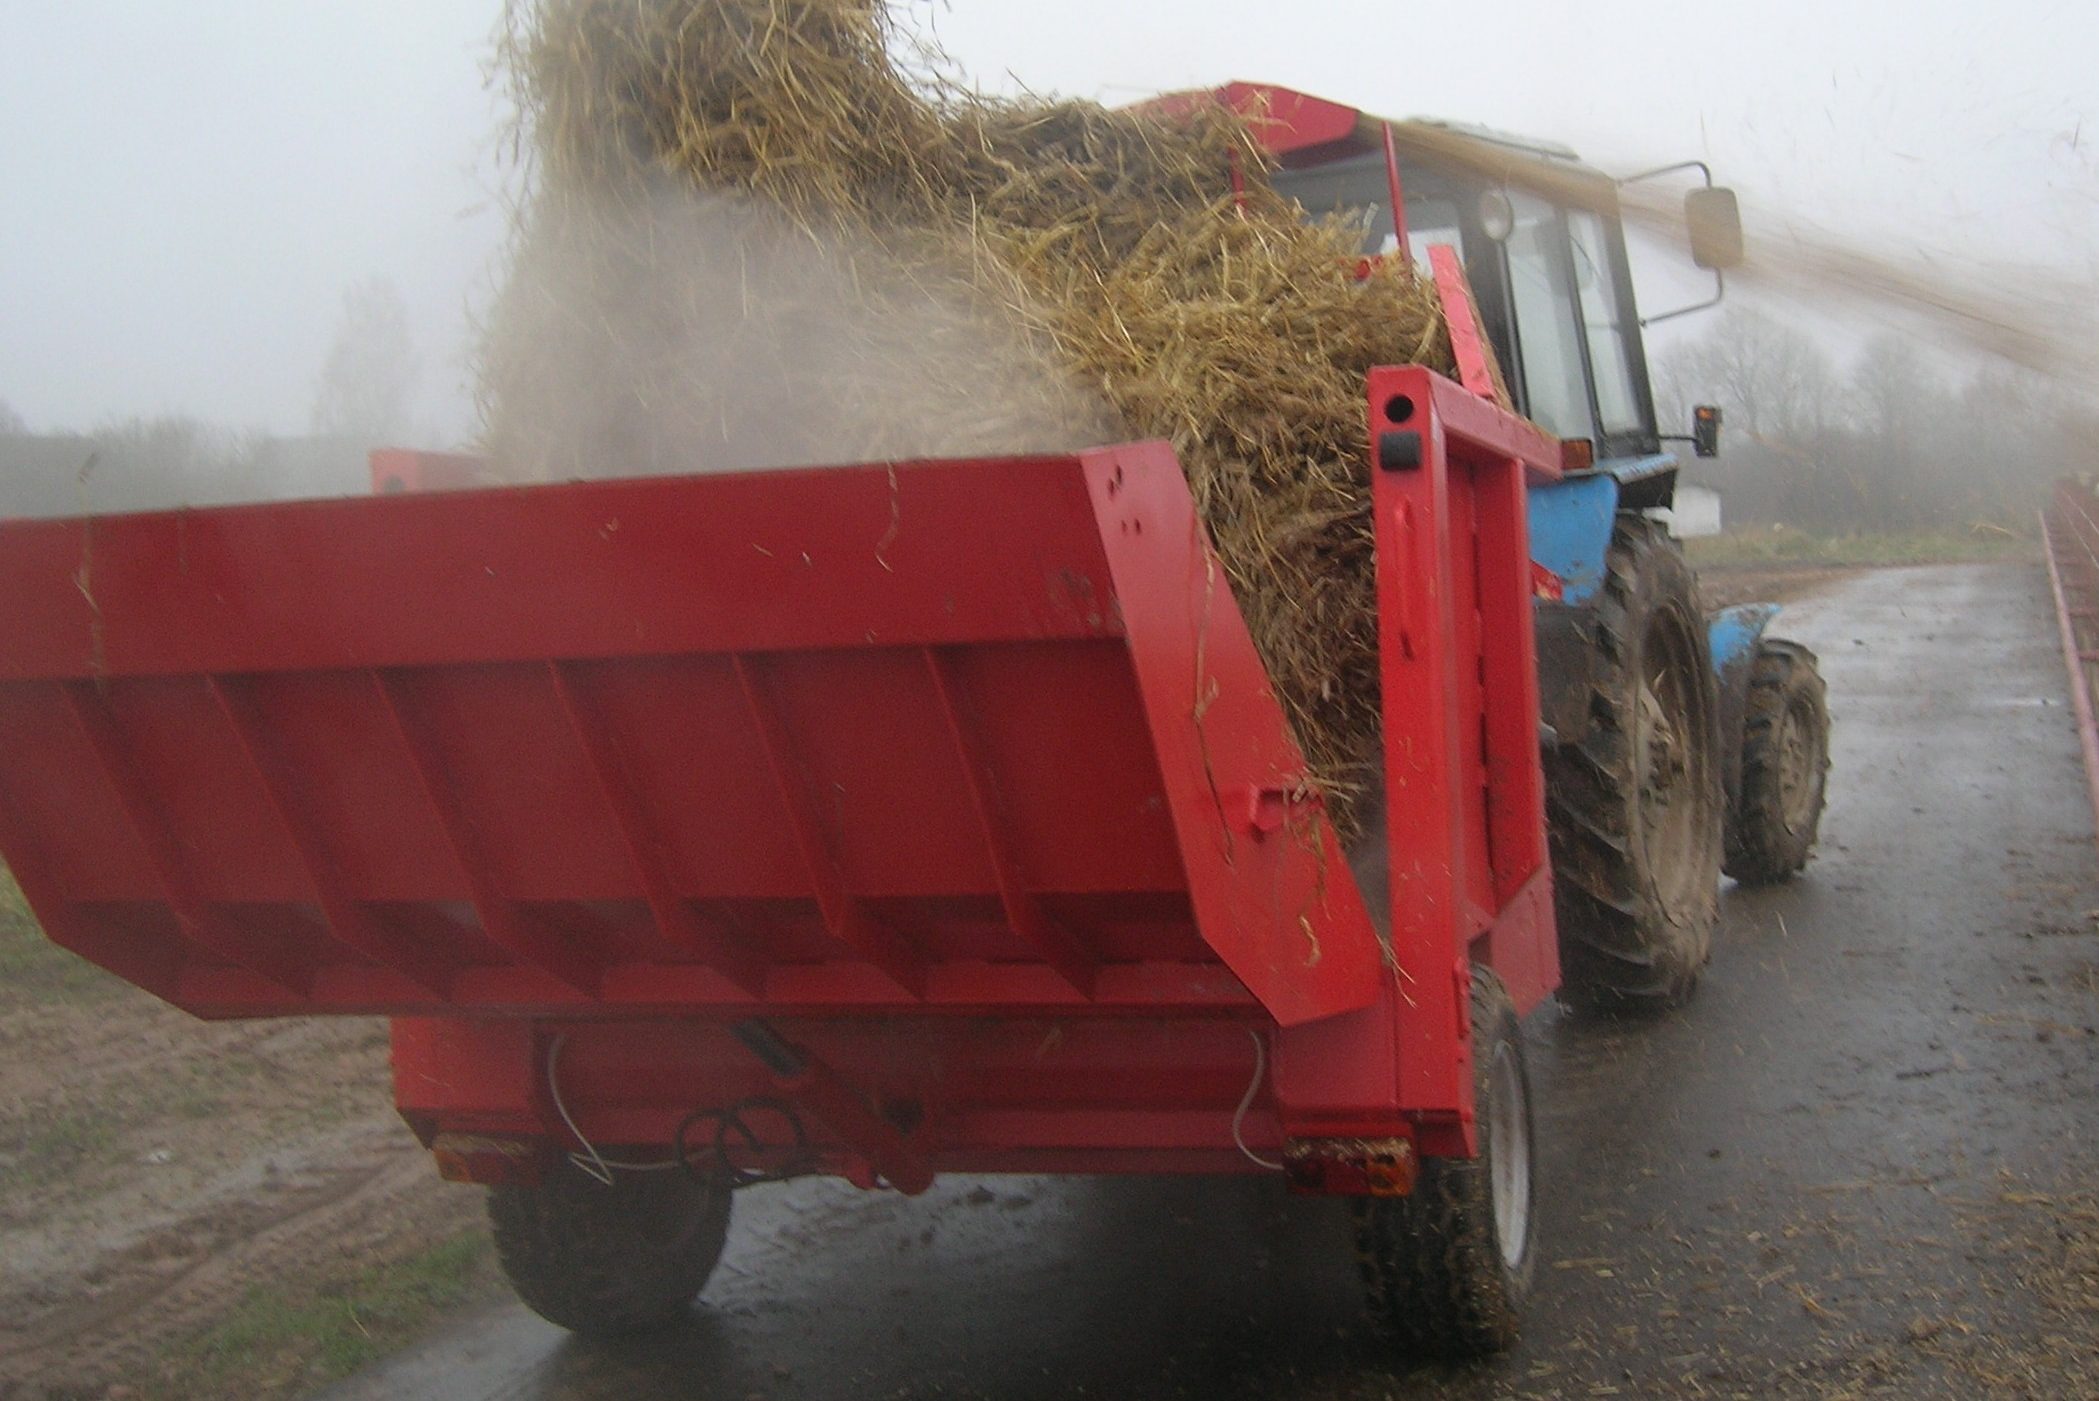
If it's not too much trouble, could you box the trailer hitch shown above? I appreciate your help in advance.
[674,1096,812,1188]
[728,1020,934,1196]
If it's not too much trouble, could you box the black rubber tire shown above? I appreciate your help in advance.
[488,1156,733,1337]
[1357,968,1536,1359]
[1724,639,1830,885]
[1545,517,1723,1014]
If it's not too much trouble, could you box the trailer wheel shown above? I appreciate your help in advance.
[1546,518,1721,1013]
[488,1157,733,1337]
[1357,968,1535,1358]
[1724,640,1830,885]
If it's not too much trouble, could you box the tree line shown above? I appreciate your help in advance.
[0,279,420,517]
[1653,308,2099,534]
[8,291,2095,533]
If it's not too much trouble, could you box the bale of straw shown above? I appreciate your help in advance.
[482,0,1458,836]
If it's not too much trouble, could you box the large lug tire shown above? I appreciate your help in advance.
[1357,968,1537,1359]
[488,1156,733,1337]
[1724,639,1830,885]
[1545,518,1723,1013]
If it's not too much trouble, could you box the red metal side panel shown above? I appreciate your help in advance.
[0,450,1382,1026]
[0,456,1124,676]
[1079,444,1382,1025]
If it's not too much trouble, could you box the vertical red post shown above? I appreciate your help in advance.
[1381,123,1411,259]
[1369,369,1474,1154]
[1429,245,1499,403]
[1284,368,1562,1161]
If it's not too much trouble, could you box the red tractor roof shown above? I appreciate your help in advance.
[1143,82,1612,206]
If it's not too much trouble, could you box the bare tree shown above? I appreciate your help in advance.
[1848,335,1940,447]
[0,398,26,435]
[1654,308,1835,444]
[1657,309,2099,532]
[311,278,419,444]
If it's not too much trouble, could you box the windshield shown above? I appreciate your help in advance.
[1271,152,1462,265]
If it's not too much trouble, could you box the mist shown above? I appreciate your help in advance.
[4,1,2097,535]
[476,187,1123,484]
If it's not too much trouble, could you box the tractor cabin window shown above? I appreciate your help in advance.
[1567,208,1646,440]
[1502,192,1592,441]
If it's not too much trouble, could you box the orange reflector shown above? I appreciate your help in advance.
[1282,1137,1418,1197]
[430,1133,543,1187]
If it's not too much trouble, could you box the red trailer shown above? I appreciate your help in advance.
[0,365,1563,1355]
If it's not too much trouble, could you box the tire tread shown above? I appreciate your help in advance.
[1724,639,1830,884]
[1357,970,1534,1358]
[488,1158,732,1337]
[1545,518,1722,1013]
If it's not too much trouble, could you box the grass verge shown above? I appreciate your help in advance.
[0,864,118,1006]
[1686,523,2033,569]
[155,1228,500,1399]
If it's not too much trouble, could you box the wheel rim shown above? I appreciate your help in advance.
[1775,695,1822,834]
[1488,1041,1532,1271]
[1634,612,1706,920]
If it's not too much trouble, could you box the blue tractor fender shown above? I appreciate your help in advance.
[1527,459,1782,808]
[1527,454,1680,605]
[1527,472,1621,606]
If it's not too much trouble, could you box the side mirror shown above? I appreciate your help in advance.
[1685,187,1743,271]
[1692,405,1723,458]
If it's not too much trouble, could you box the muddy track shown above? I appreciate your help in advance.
[0,995,465,1399]
[0,1121,461,1386]
[1693,562,1856,612]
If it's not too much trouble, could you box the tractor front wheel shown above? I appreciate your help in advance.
[1356,968,1537,1358]
[1724,639,1830,885]
[488,1155,733,1337]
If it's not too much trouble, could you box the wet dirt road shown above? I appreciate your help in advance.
[327,561,2099,1400]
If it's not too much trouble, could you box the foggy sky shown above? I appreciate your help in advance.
[3,0,2094,445]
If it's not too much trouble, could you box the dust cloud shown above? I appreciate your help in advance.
[1620,184,2099,386]
[475,186,1124,484]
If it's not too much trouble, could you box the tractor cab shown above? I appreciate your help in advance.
[1195,88,1826,964]
[1189,84,1742,493]
[1274,143,1656,463]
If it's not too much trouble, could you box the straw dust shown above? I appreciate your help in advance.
[480,0,1458,836]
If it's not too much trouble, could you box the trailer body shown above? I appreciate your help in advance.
[0,367,1559,1192]
[0,83,1832,1352]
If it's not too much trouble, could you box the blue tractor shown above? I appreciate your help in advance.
[1248,83,1834,1012]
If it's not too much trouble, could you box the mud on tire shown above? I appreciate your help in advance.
[488,1156,733,1337]
[1357,968,1536,1358]
[1545,517,1722,1013]
[1724,639,1830,885]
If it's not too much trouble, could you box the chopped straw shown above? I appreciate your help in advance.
[481,0,1460,836]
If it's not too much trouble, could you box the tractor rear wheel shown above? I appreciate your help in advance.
[1356,968,1536,1358]
[488,1156,733,1337]
[1724,640,1830,885]
[1545,518,1722,1013]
